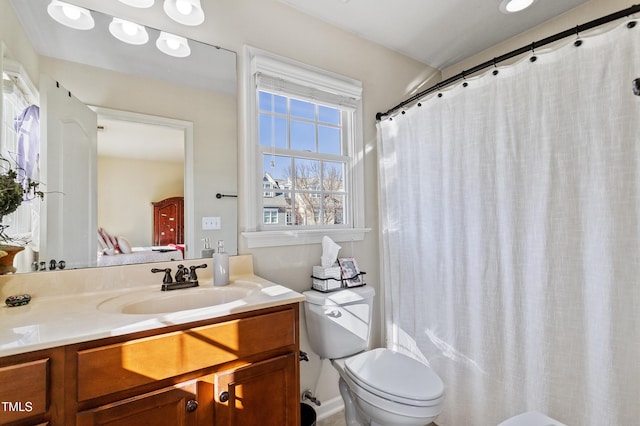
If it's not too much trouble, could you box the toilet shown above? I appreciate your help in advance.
[303,286,445,426]
[498,411,567,426]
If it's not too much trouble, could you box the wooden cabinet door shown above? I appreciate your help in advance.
[214,353,299,426]
[153,197,184,246]
[76,378,212,426]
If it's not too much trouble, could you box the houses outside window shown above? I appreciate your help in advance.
[263,208,279,224]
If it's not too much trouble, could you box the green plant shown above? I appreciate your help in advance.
[0,156,44,243]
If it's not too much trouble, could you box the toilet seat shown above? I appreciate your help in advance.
[341,348,444,407]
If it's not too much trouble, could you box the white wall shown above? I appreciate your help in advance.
[443,0,633,79]
[98,156,184,247]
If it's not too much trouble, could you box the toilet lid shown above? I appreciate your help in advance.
[344,348,444,404]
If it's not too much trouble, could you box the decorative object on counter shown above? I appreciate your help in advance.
[214,240,229,286]
[5,294,31,307]
[338,257,365,287]
[0,155,44,274]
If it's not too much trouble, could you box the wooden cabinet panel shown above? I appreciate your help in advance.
[77,309,296,401]
[153,197,184,246]
[76,379,211,426]
[0,358,49,425]
[214,353,299,426]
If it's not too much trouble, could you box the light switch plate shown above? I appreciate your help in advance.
[202,216,221,230]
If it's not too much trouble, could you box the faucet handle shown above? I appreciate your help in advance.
[189,263,208,282]
[175,264,187,282]
[151,267,173,284]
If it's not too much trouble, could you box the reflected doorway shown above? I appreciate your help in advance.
[95,109,190,252]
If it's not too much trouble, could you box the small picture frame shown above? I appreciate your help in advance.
[338,257,363,287]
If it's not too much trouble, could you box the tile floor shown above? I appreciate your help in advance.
[316,410,437,426]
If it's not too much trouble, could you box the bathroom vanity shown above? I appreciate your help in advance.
[0,256,303,426]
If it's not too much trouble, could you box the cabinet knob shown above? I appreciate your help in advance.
[219,391,229,403]
[185,399,198,413]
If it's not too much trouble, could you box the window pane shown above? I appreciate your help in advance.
[263,154,291,183]
[318,125,340,155]
[323,162,345,192]
[294,158,320,189]
[290,99,315,120]
[290,120,315,152]
[259,91,287,114]
[318,105,340,125]
[294,193,321,225]
[323,194,344,224]
[259,114,287,148]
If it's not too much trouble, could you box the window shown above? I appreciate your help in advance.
[259,92,347,228]
[242,47,369,248]
[263,208,279,224]
[1,64,39,242]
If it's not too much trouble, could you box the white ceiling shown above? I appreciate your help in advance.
[97,118,184,163]
[278,0,590,69]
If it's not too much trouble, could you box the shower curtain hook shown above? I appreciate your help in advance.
[574,25,583,47]
[462,71,468,87]
[627,13,637,28]
[492,58,499,76]
[529,42,537,62]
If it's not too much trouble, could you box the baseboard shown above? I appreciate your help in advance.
[314,396,344,421]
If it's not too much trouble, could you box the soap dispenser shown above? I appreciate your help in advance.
[201,237,215,258]
[213,240,229,286]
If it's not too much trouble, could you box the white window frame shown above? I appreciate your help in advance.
[241,46,369,248]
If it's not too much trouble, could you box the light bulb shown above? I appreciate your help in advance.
[506,0,534,12]
[62,4,81,20]
[175,0,193,15]
[166,38,181,50]
[121,21,138,36]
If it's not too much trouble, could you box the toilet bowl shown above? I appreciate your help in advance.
[333,348,444,426]
[498,411,567,426]
[303,287,445,426]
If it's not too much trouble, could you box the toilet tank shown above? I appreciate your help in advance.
[303,286,375,359]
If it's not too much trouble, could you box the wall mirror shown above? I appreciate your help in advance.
[1,0,237,273]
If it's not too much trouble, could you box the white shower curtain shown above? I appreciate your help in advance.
[378,21,640,426]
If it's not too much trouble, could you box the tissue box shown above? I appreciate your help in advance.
[312,265,342,280]
[312,277,342,292]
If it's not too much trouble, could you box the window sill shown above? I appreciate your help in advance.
[241,228,371,249]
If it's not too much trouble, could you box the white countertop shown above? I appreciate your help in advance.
[0,273,304,357]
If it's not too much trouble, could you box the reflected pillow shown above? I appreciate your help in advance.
[117,236,132,254]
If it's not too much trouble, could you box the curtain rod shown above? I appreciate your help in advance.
[376,4,640,121]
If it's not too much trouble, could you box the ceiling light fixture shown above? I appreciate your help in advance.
[47,0,95,30]
[118,0,155,8]
[156,31,191,57]
[109,18,149,45]
[163,0,205,26]
[499,0,536,13]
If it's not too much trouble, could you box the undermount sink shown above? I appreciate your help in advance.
[98,284,258,315]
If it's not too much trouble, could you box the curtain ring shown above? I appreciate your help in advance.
[492,58,499,76]
[462,71,468,88]
[574,25,583,47]
[437,84,443,98]
[529,43,537,62]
